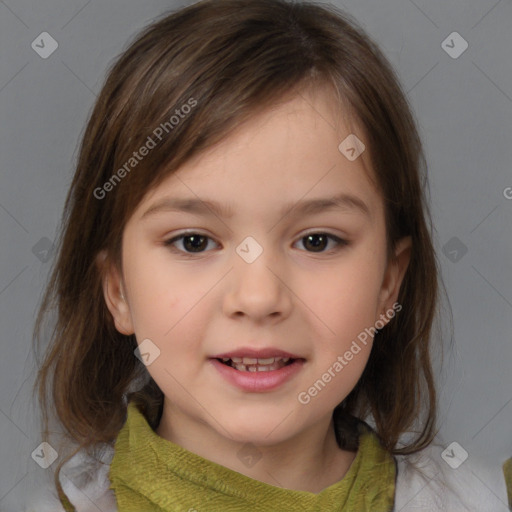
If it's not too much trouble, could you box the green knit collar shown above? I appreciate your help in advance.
[109,402,396,511]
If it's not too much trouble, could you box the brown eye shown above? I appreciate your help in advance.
[296,233,347,253]
[303,234,328,252]
[182,235,208,252]
[164,233,216,253]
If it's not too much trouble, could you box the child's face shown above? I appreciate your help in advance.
[103,86,410,446]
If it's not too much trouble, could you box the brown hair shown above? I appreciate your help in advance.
[34,0,442,492]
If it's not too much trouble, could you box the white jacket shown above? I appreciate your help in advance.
[24,442,509,512]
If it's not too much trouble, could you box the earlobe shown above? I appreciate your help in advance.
[96,251,134,336]
[379,236,412,314]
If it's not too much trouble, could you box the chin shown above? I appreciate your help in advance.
[216,417,299,447]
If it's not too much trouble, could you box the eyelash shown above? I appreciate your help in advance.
[163,231,349,256]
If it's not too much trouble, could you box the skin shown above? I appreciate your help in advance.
[101,85,411,494]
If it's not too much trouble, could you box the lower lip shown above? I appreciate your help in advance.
[210,358,304,392]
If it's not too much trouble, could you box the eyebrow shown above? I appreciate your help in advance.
[140,193,371,220]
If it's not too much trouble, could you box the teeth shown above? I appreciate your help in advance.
[242,356,279,365]
[218,355,296,372]
[230,358,294,372]
[221,356,292,363]
[256,357,275,364]
[235,363,282,372]
[235,356,293,365]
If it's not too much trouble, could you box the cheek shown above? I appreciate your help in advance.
[124,253,212,360]
[302,256,384,338]
[122,250,182,335]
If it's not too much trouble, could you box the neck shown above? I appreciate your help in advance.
[155,400,357,494]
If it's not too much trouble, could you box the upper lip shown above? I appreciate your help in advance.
[211,347,303,359]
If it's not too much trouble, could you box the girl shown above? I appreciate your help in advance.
[30,0,506,510]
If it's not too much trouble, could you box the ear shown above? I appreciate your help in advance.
[96,250,134,336]
[377,236,411,320]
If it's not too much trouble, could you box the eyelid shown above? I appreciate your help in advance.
[293,231,349,252]
[163,230,219,251]
[298,228,349,241]
[163,229,349,255]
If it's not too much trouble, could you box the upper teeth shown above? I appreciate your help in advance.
[222,356,290,365]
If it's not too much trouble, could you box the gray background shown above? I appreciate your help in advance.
[0,0,511,510]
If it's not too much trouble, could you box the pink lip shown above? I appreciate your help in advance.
[210,358,304,392]
[211,347,302,359]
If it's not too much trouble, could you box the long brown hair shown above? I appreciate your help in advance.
[34,0,443,492]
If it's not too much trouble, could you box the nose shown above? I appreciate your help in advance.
[222,245,292,324]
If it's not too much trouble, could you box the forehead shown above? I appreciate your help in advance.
[133,86,382,222]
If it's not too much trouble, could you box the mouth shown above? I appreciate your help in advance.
[210,353,305,392]
[214,356,298,372]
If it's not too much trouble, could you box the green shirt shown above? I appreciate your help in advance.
[503,458,512,509]
[106,403,396,511]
